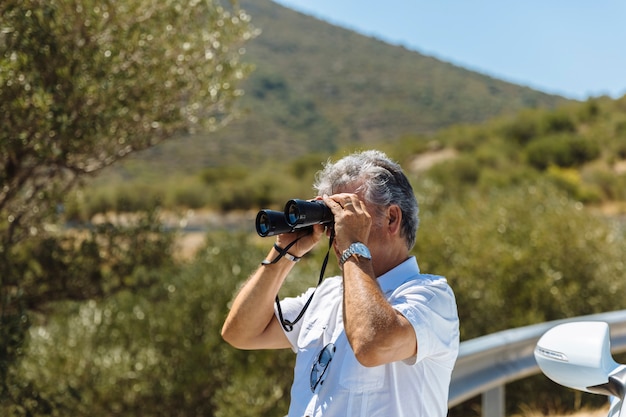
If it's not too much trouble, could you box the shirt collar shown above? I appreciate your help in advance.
[377,256,421,294]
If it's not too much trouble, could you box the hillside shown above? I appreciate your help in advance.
[118,0,572,176]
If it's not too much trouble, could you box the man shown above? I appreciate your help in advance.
[221,150,459,417]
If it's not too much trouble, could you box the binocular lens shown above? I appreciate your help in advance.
[256,211,271,237]
[285,199,333,227]
[255,210,293,237]
[286,203,300,226]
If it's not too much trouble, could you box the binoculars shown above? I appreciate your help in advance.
[255,199,334,237]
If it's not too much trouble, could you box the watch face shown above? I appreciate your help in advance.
[340,242,371,266]
[352,242,371,259]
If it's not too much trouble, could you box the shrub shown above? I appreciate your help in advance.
[586,166,626,201]
[526,134,600,170]
[10,231,336,417]
[415,181,626,339]
[539,109,577,134]
[417,180,626,416]
[425,155,481,199]
[546,166,603,203]
[499,109,541,144]
[165,179,210,209]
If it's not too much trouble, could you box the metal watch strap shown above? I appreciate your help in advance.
[339,242,371,267]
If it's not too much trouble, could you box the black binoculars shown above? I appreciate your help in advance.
[255,199,334,237]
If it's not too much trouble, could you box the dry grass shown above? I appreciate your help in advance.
[173,232,207,261]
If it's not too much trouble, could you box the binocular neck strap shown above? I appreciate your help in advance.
[275,230,335,332]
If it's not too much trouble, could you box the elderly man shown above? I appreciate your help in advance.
[222,149,459,417]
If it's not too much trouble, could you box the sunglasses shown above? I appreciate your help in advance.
[310,343,336,393]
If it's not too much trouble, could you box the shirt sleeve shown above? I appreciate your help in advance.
[390,276,460,366]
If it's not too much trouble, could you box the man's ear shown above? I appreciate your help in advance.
[387,205,402,235]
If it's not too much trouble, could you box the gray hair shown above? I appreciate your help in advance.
[313,150,419,250]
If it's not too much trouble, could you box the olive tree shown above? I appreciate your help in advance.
[1,0,254,245]
[0,0,255,403]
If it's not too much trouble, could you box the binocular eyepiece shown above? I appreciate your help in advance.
[255,199,334,237]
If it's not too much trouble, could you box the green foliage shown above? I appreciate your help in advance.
[0,0,254,246]
[0,291,28,398]
[1,0,253,392]
[201,166,249,185]
[0,210,177,408]
[414,181,626,340]
[6,210,174,305]
[545,166,603,203]
[499,109,543,144]
[539,109,577,134]
[525,134,601,170]
[200,161,319,212]
[5,231,338,416]
[244,70,339,154]
[90,96,623,218]
[585,165,626,201]
[287,153,327,180]
[499,106,579,146]
[430,155,481,188]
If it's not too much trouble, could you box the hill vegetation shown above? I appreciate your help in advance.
[76,95,626,220]
[97,0,571,177]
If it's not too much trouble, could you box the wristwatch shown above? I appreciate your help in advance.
[339,242,371,267]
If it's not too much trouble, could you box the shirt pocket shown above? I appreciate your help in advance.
[338,349,386,391]
[297,321,329,350]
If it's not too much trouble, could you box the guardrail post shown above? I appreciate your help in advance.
[482,385,505,417]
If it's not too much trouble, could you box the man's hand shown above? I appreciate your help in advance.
[274,222,326,258]
[322,193,372,253]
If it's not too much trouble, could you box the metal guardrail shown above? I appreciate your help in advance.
[448,310,626,416]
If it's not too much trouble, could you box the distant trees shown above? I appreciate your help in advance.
[0,0,254,406]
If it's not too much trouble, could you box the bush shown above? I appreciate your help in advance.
[585,166,626,201]
[539,109,577,134]
[526,134,601,170]
[417,179,626,416]
[546,166,603,203]
[414,181,626,339]
[476,165,539,193]
[165,179,210,209]
[499,109,541,144]
[9,231,337,417]
[424,155,481,200]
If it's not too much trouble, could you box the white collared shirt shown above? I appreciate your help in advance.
[276,257,460,417]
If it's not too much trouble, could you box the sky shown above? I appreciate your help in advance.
[272,0,626,100]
